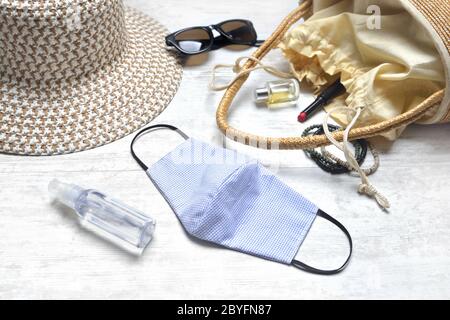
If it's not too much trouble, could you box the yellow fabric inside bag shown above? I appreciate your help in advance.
[280,0,445,139]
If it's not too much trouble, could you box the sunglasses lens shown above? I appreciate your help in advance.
[219,21,255,42]
[174,28,211,53]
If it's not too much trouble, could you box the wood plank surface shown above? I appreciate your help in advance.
[0,0,449,299]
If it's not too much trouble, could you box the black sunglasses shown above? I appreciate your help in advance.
[165,19,264,55]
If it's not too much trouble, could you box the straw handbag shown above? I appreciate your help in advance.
[215,0,449,149]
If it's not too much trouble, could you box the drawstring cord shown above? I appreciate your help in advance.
[210,56,293,91]
[323,106,390,210]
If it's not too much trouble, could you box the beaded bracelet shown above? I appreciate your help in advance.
[321,143,380,176]
[302,124,376,175]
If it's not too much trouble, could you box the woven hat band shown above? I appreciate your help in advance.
[0,0,127,83]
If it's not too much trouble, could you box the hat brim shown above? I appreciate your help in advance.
[0,8,183,155]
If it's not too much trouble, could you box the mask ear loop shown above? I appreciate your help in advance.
[292,209,353,275]
[130,124,189,171]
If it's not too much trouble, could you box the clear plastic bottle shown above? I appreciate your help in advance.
[254,79,300,108]
[49,179,155,255]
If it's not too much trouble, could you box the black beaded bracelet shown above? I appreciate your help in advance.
[302,124,368,174]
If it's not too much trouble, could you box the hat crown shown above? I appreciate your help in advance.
[0,0,126,83]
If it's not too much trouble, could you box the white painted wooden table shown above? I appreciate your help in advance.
[1,0,449,300]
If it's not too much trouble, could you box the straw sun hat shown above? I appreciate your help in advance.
[0,0,183,155]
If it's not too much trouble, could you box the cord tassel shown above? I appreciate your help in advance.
[323,106,390,210]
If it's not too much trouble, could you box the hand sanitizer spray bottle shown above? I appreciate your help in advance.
[49,179,155,255]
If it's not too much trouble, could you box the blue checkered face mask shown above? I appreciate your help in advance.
[131,125,353,275]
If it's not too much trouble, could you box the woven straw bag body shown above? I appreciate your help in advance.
[216,0,449,149]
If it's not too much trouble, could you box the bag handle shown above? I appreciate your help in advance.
[215,0,445,150]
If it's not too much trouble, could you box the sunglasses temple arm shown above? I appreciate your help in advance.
[254,39,265,47]
[211,36,266,50]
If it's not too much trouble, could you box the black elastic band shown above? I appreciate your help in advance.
[292,209,353,275]
[130,124,189,171]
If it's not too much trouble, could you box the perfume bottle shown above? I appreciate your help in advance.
[49,179,155,255]
[254,79,300,108]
